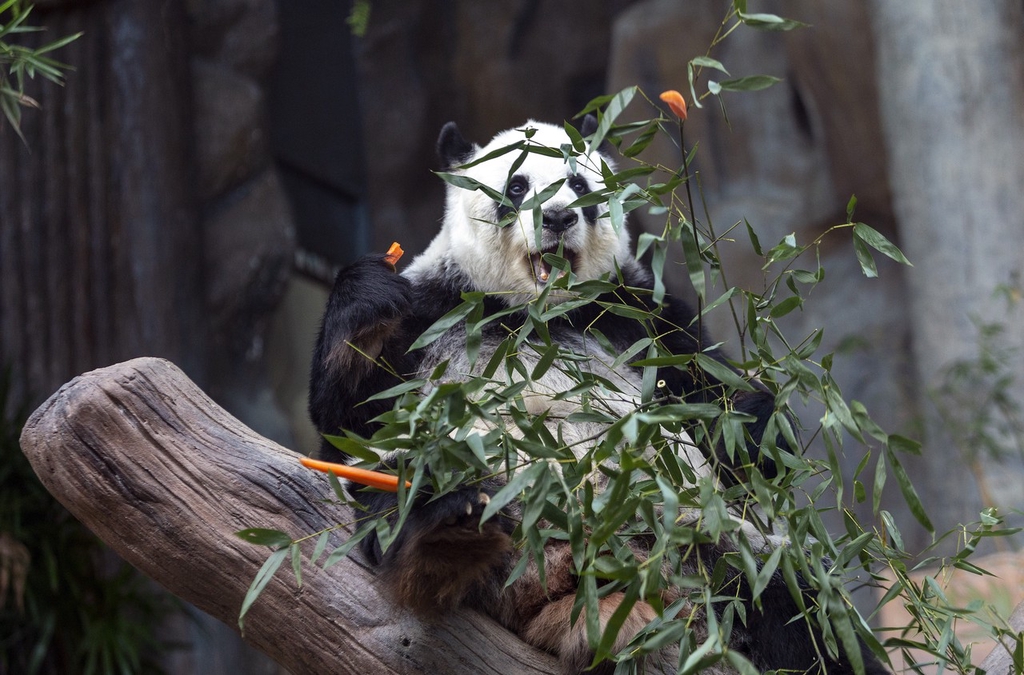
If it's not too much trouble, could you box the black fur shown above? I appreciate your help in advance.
[437,121,476,169]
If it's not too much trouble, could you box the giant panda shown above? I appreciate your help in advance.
[308,116,889,675]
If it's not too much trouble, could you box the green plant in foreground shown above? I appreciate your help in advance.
[238,5,1021,673]
[0,0,81,142]
[0,369,178,675]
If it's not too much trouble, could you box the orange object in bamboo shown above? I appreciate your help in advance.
[384,241,404,266]
[659,90,688,122]
[299,456,410,492]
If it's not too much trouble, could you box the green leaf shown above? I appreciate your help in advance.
[409,298,478,350]
[829,604,866,675]
[680,220,706,302]
[834,531,874,570]
[768,295,802,318]
[481,462,546,523]
[530,343,561,380]
[35,31,83,56]
[362,378,424,402]
[888,434,922,456]
[852,222,912,266]
[564,121,585,153]
[690,55,729,75]
[694,353,756,392]
[764,233,801,266]
[521,178,566,211]
[744,219,763,256]
[434,171,509,206]
[322,434,382,463]
[238,548,288,632]
[290,543,303,588]
[852,233,877,278]
[737,11,809,31]
[567,189,613,208]
[885,443,933,532]
[310,531,330,565]
[873,452,887,515]
[587,86,636,150]
[711,75,782,93]
[323,520,377,569]
[235,528,292,548]
[621,121,660,159]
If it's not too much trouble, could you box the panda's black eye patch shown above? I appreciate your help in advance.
[497,175,530,223]
[569,176,590,195]
[506,176,529,198]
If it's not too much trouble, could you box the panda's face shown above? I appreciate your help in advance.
[441,122,631,304]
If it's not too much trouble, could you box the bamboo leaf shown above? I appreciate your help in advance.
[409,297,479,350]
[737,11,808,31]
[853,222,912,266]
[235,528,292,548]
[885,443,933,532]
[694,353,756,392]
[238,548,288,632]
[710,76,782,95]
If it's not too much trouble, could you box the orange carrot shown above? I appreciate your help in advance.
[384,241,404,266]
[299,456,410,492]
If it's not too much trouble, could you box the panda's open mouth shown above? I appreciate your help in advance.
[529,247,578,283]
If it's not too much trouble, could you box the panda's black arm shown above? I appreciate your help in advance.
[308,255,423,460]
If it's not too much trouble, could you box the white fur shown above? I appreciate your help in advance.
[405,121,637,305]
[397,121,707,483]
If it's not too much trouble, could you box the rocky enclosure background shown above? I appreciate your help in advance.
[2,0,1023,672]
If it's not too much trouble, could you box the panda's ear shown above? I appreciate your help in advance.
[579,113,613,155]
[581,113,599,137]
[437,122,476,169]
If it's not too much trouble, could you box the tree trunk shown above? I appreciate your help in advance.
[870,0,1024,548]
[19,357,559,675]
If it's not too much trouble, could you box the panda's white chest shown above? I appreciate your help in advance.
[419,325,660,458]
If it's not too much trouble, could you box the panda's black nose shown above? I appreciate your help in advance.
[542,208,578,233]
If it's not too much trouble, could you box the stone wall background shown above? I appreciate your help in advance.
[2,0,1023,672]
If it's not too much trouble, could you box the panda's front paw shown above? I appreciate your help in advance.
[373,483,515,615]
[318,255,413,373]
[335,254,413,326]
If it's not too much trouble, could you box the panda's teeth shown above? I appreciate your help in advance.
[531,253,553,283]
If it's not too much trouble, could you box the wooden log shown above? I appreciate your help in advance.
[979,599,1024,675]
[19,357,559,675]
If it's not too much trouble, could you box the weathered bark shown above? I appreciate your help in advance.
[19,357,559,675]
[979,599,1024,675]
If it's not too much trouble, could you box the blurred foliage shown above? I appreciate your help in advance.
[0,0,81,143]
[0,369,179,675]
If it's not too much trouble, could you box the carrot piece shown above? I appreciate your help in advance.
[383,241,404,266]
[299,456,410,492]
